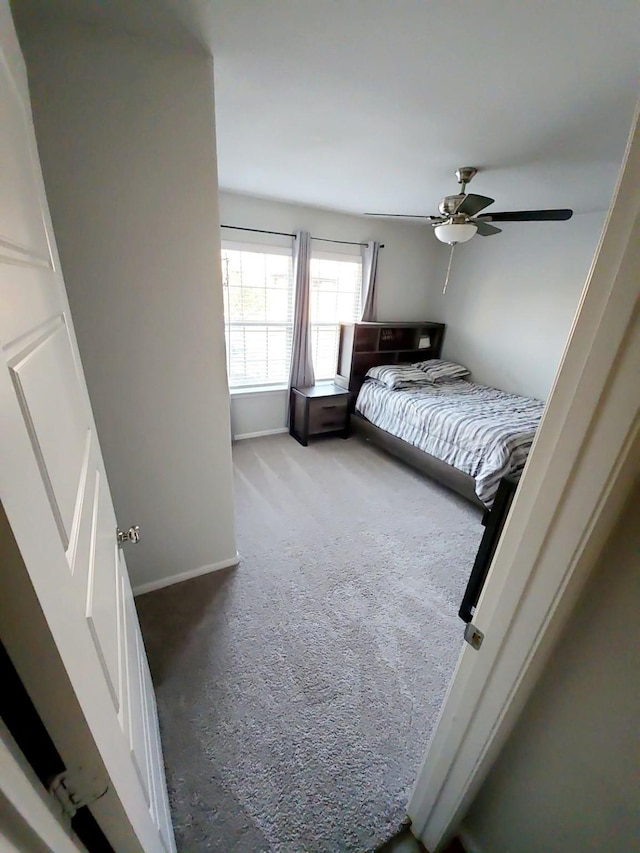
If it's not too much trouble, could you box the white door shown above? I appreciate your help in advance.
[0,7,175,853]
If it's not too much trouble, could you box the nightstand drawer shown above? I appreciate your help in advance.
[308,414,347,434]
[289,385,350,446]
[308,396,348,417]
[308,398,348,433]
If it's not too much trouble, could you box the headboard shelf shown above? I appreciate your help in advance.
[335,321,446,402]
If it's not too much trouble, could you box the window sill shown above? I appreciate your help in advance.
[229,380,335,397]
[229,384,289,397]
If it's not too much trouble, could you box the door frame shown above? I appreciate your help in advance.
[409,104,640,850]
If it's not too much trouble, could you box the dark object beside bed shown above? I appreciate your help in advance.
[352,411,485,510]
[459,473,520,621]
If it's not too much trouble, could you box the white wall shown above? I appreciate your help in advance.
[20,22,237,591]
[428,213,605,400]
[219,191,441,437]
[230,389,290,440]
[461,480,640,853]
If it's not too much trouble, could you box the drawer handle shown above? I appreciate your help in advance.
[322,420,342,427]
[322,404,338,409]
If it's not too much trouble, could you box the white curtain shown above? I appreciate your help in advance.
[288,230,315,391]
[360,240,380,322]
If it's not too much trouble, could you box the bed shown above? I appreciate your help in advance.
[355,377,545,508]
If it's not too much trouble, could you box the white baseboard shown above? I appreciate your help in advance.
[133,553,240,596]
[233,427,288,441]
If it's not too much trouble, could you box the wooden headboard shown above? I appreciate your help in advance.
[335,321,446,402]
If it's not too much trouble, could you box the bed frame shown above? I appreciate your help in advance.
[352,412,486,510]
[334,322,485,510]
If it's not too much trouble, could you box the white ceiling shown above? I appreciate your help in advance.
[203,0,640,216]
[14,0,640,216]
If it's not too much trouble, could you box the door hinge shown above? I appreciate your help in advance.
[464,622,484,650]
[48,769,109,819]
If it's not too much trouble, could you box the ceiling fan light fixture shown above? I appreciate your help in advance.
[434,222,478,245]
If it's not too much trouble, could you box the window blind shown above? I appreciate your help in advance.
[222,245,294,388]
[221,243,362,389]
[310,253,363,380]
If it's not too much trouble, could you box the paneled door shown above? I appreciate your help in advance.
[0,6,175,853]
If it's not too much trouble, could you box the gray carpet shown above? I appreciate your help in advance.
[136,434,483,853]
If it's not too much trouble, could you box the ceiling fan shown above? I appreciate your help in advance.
[365,167,573,292]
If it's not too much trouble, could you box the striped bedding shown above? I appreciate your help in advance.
[356,379,545,506]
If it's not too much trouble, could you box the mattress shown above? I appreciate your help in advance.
[356,379,545,506]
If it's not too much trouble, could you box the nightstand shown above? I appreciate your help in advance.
[289,384,351,446]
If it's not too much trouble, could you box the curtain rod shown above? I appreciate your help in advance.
[220,224,384,248]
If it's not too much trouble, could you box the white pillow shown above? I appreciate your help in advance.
[414,359,470,382]
[366,363,432,390]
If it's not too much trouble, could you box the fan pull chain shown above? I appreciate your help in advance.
[443,243,456,294]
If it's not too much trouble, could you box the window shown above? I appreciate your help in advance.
[310,252,362,380]
[221,242,362,389]
[221,243,293,388]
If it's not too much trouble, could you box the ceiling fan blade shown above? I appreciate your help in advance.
[456,193,495,217]
[364,213,440,220]
[475,221,502,237]
[478,209,573,222]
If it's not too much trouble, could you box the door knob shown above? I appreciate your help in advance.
[117,525,140,547]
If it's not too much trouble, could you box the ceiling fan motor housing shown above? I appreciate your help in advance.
[439,194,466,216]
[439,167,479,215]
